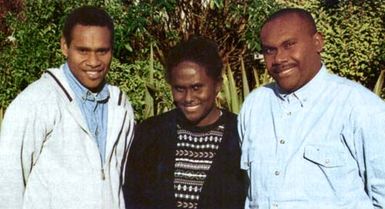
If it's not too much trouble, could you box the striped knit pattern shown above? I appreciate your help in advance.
[174,123,224,209]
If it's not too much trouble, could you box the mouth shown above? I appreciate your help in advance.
[182,104,200,112]
[85,70,104,79]
[272,64,296,77]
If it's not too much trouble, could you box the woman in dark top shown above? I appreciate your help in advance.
[123,36,247,209]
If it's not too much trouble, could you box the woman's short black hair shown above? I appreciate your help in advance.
[165,36,223,83]
[63,6,114,46]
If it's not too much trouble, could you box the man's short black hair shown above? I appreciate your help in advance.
[165,36,223,83]
[63,6,114,46]
[263,8,317,35]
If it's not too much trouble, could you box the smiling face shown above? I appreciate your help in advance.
[170,61,222,127]
[61,24,112,92]
[260,13,323,93]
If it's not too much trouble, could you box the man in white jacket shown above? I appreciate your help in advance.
[0,6,135,209]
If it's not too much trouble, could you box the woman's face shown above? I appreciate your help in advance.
[170,61,222,126]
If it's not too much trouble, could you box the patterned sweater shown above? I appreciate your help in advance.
[123,109,247,209]
[174,115,225,209]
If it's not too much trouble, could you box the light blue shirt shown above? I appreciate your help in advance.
[238,65,385,209]
[63,63,109,164]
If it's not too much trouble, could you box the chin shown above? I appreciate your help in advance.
[184,114,198,122]
[183,114,201,124]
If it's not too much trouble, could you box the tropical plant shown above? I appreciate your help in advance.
[107,56,173,122]
[374,70,385,97]
[219,59,272,113]
[0,107,3,128]
[1,0,384,121]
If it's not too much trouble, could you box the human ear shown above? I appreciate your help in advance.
[215,79,223,95]
[313,32,324,53]
[60,37,69,58]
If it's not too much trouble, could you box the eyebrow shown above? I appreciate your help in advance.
[260,44,276,53]
[262,38,297,48]
[261,44,275,49]
[74,46,111,52]
[172,83,203,88]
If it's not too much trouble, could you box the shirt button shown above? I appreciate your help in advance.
[274,170,280,176]
[272,203,279,209]
[287,111,291,116]
[279,139,285,144]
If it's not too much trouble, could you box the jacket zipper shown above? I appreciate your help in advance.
[101,168,106,180]
[100,150,105,181]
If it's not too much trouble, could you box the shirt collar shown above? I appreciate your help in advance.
[275,64,328,106]
[63,63,109,102]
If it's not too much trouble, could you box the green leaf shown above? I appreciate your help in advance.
[240,57,250,99]
[373,70,385,96]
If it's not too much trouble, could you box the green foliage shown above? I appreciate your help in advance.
[246,0,281,53]
[1,0,384,122]
[222,64,240,113]
[0,0,109,108]
[318,1,385,89]
[219,59,272,113]
[0,107,3,128]
[108,57,173,122]
[374,70,385,97]
[0,3,63,108]
[0,0,175,121]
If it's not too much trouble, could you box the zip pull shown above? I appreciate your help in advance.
[101,168,106,180]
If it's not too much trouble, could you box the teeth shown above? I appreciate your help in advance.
[86,71,100,78]
[185,105,199,111]
[277,66,294,75]
[280,65,295,72]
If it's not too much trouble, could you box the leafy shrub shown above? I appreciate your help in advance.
[108,57,173,122]
[0,0,104,108]
[319,1,385,89]
[0,0,171,120]
[1,0,384,122]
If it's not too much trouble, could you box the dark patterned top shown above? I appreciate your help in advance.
[174,114,225,209]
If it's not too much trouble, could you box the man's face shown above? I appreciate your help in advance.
[170,61,222,127]
[61,25,112,92]
[260,14,323,93]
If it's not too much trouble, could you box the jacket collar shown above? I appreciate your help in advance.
[44,65,129,161]
[63,63,109,103]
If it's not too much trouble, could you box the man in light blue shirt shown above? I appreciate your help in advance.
[238,8,385,209]
[64,63,109,164]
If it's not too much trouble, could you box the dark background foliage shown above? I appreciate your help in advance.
[1,0,384,120]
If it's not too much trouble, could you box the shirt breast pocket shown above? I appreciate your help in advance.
[302,145,359,197]
[303,145,346,168]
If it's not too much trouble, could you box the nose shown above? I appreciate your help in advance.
[184,89,194,103]
[273,48,288,64]
[86,52,101,68]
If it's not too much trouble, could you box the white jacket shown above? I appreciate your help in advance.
[0,66,135,209]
